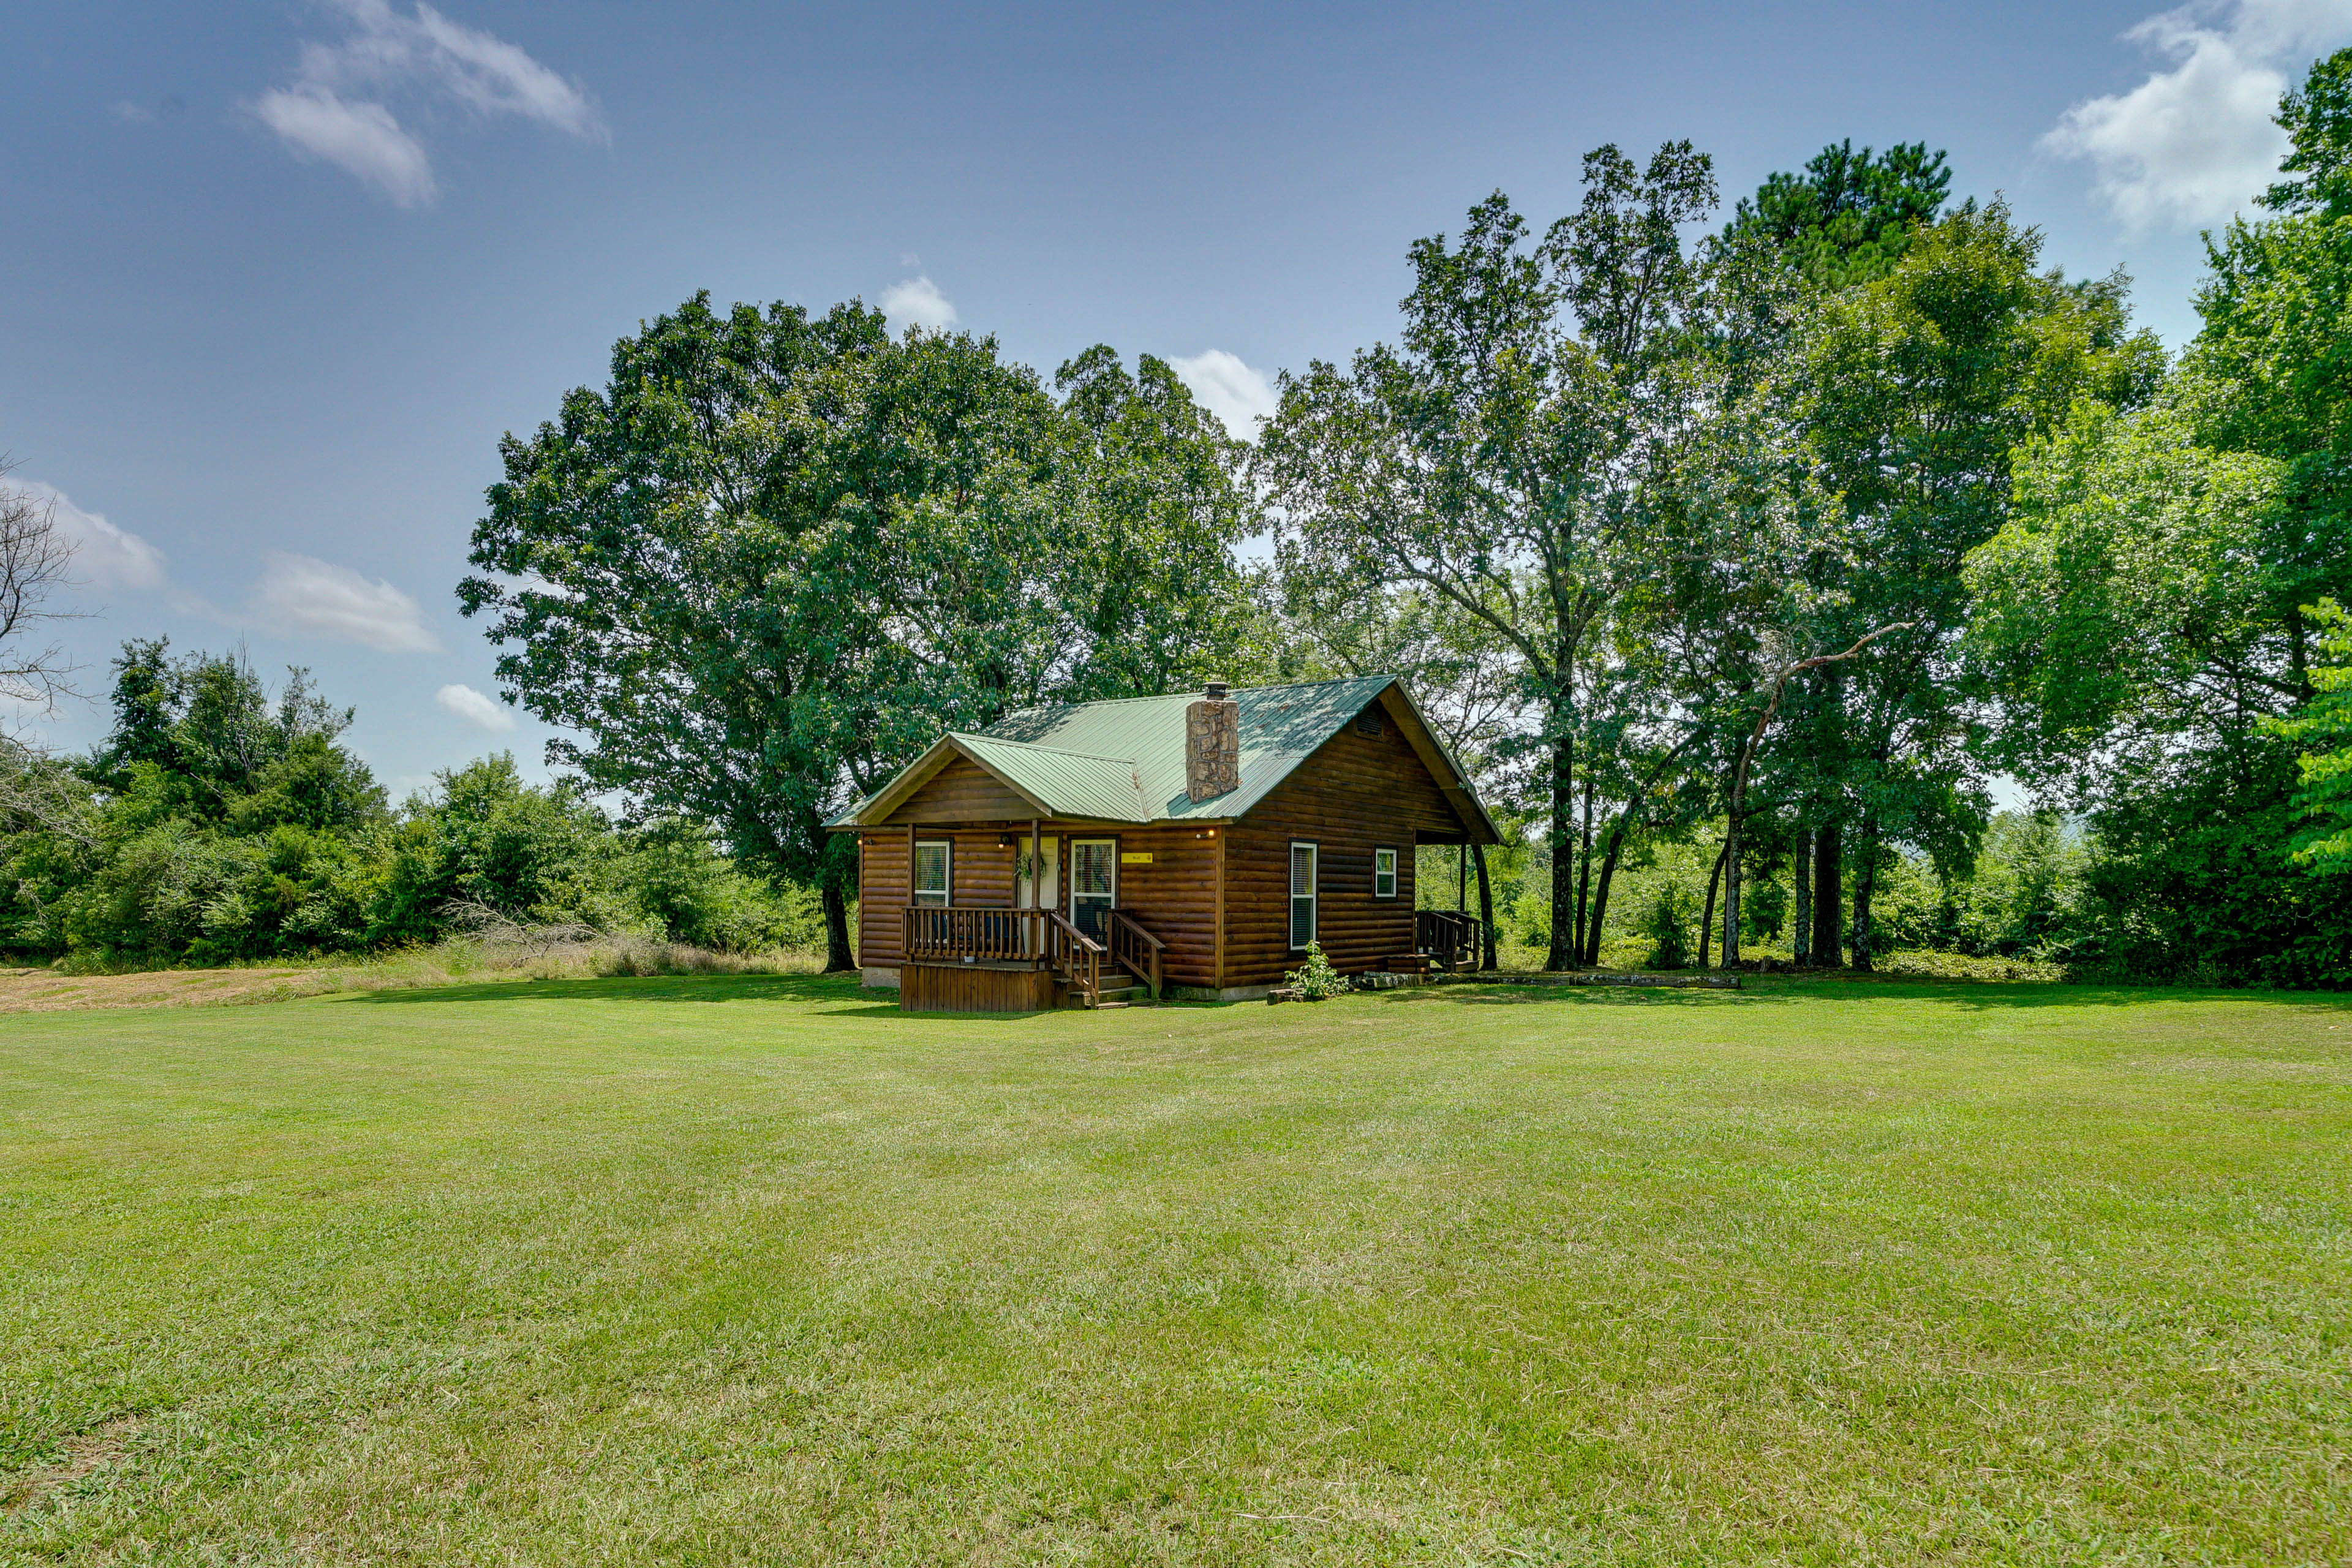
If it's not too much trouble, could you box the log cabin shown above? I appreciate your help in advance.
[829,676,1501,1009]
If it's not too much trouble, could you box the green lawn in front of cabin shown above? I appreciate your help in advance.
[2,976,2346,1565]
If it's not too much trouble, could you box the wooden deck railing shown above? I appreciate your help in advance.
[903,905,1045,963]
[900,905,1107,1007]
[1104,909,1166,1000]
[1417,908,1483,971]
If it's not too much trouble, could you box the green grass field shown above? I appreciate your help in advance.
[3,976,2346,1565]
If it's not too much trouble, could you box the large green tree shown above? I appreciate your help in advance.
[2271,599,2352,875]
[462,295,1256,969]
[1257,145,1721,970]
[1788,203,2163,965]
[1724,140,1951,290]
[1958,50,2352,984]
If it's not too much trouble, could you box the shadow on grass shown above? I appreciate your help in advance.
[1387,976,2352,1012]
[345,973,1223,1022]
[349,973,875,1008]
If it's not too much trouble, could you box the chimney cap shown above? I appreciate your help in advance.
[1203,679,1231,703]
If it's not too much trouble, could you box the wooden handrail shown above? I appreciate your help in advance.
[1042,909,1104,954]
[1416,908,1483,971]
[1104,908,1164,1000]
[1042,910,1102,1006]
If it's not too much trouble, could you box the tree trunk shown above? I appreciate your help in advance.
[1572,779,1594,961]
[1722,810,1743,969]
[1586,815,1630,967]
[1792,825,1812,966]
[1698,835,1728,969]
[1850,815,1879,973]
[2290,600,2310,699]
[821,876,856,973]
[1545,730,1577,971]
[1568,843,1584,962]
[1474,842,1498,971]
[1811,821,1842,967]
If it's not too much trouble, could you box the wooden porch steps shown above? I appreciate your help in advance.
[1069,964,1154,1009]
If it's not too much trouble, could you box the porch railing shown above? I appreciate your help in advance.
[900,905,1105,1007]
[1044,910,1103,1008]
[903,905,1044,963]
[1104,909,1166,1000]
[1417,908,1483,971]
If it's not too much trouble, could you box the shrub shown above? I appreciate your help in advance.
[1639,886,1692,970]
[1284,940,1351,999]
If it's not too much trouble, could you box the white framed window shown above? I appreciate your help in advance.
[913,839,952,907]
[1289,841,1318,949]
[1373,846,1398,900]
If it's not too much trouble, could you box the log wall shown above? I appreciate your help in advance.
[855,825,1018,972]
[1219,715,1464,987]
[853,701,1471,992]
[854,819,1221,986]
[1082,823,1221,990]
[883,756,1035,824]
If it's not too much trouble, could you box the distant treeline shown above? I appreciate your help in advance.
[0,643,823,967]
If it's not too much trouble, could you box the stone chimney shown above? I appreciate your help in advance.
[1185,680,1240,801]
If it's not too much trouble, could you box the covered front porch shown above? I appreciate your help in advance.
[897,899,1167,1011]
[862,813,1193,1012]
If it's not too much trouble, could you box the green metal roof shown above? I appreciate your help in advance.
[978,676,1398,823]
[945,733,1152,822]
[831,675,1497,840]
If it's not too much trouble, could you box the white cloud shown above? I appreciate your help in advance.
[247,551,440,653]
[8,478,170,592]
[255,0,605,206]
[1170,350,1280,440]
[435,682,516,732]
[880,275,958,330]
[2045,0,2352,231]
[257,86,438,206]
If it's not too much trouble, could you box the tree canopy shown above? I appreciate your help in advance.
[1723,140,1952,288]
[461,294,1260,967]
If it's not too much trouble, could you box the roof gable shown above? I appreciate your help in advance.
[831,676,1497,842]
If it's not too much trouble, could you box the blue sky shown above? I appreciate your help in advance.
[6,0,2346,801]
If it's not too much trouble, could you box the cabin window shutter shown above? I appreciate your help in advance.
[1289,842,1318,949]
[913,840,952,907]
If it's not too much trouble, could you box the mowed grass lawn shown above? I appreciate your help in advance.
[2,978,2346,1566]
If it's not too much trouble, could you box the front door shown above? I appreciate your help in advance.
[1070,839,1117,941]
[1016,835,1059,953]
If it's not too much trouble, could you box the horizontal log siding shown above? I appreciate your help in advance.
[855,826,1019,970]
[1084,823,1219,989]
[881,756,1035,824]
[1221,717,1461,987]
[857,820,1218,983]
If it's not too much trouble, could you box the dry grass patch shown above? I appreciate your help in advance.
[2,938,827,1012]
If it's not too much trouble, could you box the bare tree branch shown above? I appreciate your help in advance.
[0,459,83,715]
